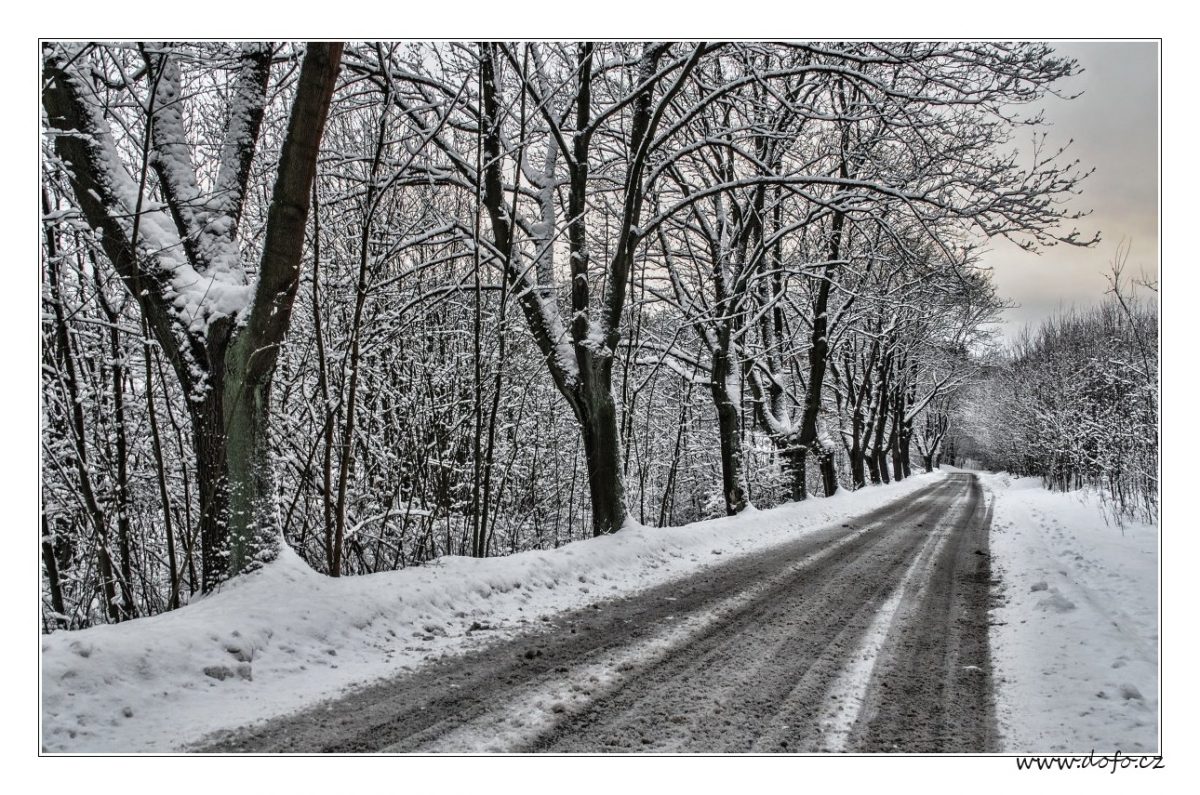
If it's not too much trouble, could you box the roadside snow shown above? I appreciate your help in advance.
[42,474,941,753]
[981,473,1159,753]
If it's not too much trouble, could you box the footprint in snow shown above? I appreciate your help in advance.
[1036,592,1077,613]
[1119,683,1145,701]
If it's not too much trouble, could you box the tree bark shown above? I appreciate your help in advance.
[818,451,838,497]
[782,443,806,502]
[849,443,867,490]
[711,344,748,514]
[865,453,881,485]
[890,391,905,482]
[577,384,628,534]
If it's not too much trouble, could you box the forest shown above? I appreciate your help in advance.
[39,41,1157,632]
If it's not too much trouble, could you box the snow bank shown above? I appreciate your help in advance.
[41,474,940,753]
[981,473,1159,753]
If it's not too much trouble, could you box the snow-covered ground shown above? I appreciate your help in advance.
[981,472,1159,753]
[41,473,941,753]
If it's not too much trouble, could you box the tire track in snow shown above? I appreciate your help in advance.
[805,510,956,752]
[399,494,951,753]
[846,476,997,752]
[522,478,971,752]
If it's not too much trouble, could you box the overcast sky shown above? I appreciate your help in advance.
[979,41,1159,340]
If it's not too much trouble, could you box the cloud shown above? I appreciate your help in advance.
[982,41,1159,339]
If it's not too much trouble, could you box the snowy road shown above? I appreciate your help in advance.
[199,474,996,753]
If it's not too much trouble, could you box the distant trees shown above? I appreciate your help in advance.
[40,41,1106,630]
[636,42,1089,511]
[961,260,1158,522]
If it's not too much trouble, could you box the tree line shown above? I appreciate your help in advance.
[955,253,1158,523]
[40,41,1092,629]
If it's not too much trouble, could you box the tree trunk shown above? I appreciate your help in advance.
[96,285,137,620]
[186,334,283,591]
[889,385,905,482]
[844,351,871,490]
[865,453,881,485]
[223,339,282,578]
[783,443,807,502]
[899,383,915,478]
[41,514,68,628]
[711,346,748,515]
[849,443,867,489]
[577,386,627,535]
[310,182,337,571]
[142,324,180,610]
[900,422,913,478]
[714,397,748,514]
[189,388,231,591]
[871,358,892,485]
[847,384,866,490]
[819,452,838,497]
[794,222,843,499]
[658,388,691,527]
[793,128,850,501]
[890,419,905,482]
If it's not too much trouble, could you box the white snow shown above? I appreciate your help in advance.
[981,472,1159,754]
[56,47,254,337]
[41,473,941,753]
